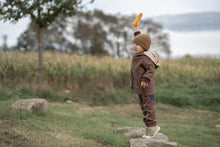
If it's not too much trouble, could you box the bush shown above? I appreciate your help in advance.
[156,85,220,111]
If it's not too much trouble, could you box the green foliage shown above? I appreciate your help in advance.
[75,20,110,55]
[0,85,35,101]
[0,83,219,112]
[0,84,70,102]
[36,90,70,102]
[93,10,118,24]
[0,0,88,28]
[156,85,220,112]
[74,10,170,57]
[78,88,137,106]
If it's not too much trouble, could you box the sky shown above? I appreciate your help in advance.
[1,0,220,57]
[85,0,220,17]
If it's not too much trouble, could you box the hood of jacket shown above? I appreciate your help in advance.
[143,50,161,67]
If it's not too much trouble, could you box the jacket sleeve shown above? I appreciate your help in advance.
[134,31,141,36]
[141,57,155,83]
[130,70,134,89]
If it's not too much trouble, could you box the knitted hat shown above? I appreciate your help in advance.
[133,34,151,51]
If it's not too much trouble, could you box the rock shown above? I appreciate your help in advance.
[130,138,177,147]
[215,125,220,128]
[11,98,48,113]
[66,100,73,104]
[113,127,148,138]
[114,127,177,147]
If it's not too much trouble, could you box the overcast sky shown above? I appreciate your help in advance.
[1,0,220,56]
[86,0,220,16]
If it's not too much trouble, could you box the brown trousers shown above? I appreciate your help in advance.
[138,94,157,127]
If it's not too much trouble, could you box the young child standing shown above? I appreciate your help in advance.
[130,21,161,138]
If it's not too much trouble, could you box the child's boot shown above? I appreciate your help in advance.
[142,128,150,138]
[143,125,160,139]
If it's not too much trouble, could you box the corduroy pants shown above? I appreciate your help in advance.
[138,94,157,127]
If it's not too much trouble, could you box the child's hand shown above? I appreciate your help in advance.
[135,21,140,32]
[136,20,140,27]
[141,81,148,88]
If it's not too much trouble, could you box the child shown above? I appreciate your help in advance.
[130,21,161,138]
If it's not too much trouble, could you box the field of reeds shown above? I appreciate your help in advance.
[1,52,219,88]
[0,52,130,90]
[0,52,220,109]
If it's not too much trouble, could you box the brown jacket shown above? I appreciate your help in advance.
[130,32,161,96]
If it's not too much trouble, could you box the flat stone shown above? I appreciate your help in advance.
[113,127,146,137]
[130,138,177,147]
[113,127,167,141]
[114,127,177,147]
[66,100,73,104]
[11,98,48,113]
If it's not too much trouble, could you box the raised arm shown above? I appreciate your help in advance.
[134,21,141,36]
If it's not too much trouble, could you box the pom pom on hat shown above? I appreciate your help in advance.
[133,34,151,51]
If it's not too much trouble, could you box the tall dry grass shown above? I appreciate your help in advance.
[0,52,219,91]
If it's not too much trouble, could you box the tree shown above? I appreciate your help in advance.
[1,34,8,52]
[16,18,74,53]
[109,20,130,58]
[0,0,93,89]
[74,20,110,56]
[7,9,171,59]
[73,10,131,57]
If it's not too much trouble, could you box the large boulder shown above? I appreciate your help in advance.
[114,127,177,147]
[11,98,48,113]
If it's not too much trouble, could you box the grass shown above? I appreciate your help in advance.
[1,84,219,112]
[156,85,220,112]
[0,100,219,147]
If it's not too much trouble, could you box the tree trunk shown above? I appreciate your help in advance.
[116,42,120,58]
[38,26,43,91]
